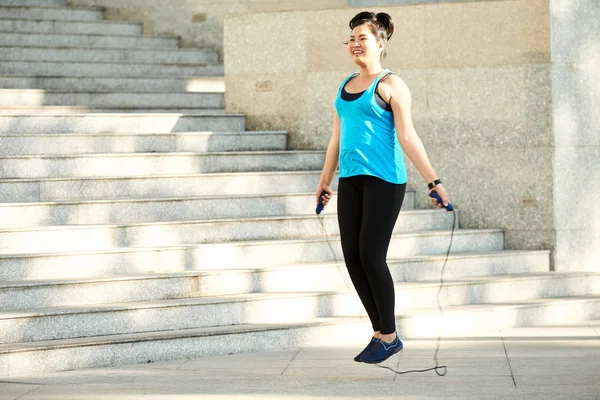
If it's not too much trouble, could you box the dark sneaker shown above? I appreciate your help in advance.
[360,334,403,364]
[353,337,380,362]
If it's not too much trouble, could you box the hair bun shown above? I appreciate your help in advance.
[349,11,375,30]
[375,12,394,40]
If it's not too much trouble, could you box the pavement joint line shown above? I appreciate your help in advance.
[393,349,401,383]
[591,322,600,337]
[0,380,39,385]
[13,384,41,400]
[500,330,517,389]
[280,347,302,376]
[175,358,190,370]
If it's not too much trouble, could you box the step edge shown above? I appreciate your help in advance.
[0,261,572,291]
[2,296,599,352]
[0,17,142,27]
[0,29,180,41]
[4,290,600,321]
[0,4,104,12]
[0,170,323,183]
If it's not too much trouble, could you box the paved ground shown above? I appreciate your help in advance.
[1,324,599,400]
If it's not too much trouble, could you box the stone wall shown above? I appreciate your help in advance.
[550,0,600,271]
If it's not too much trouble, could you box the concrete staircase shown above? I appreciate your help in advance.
[0,0,599,377]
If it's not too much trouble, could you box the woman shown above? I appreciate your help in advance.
[315,11,451,364]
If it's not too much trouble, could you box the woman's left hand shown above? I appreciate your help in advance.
[430,184,450,209]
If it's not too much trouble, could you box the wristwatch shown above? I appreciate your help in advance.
[428,179,442,190]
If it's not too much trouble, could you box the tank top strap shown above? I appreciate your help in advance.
[338,72,359,94]
[367,69,392,95]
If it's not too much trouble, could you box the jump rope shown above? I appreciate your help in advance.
[316,190,455,376]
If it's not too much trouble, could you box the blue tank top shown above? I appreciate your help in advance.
[335,70,407,185]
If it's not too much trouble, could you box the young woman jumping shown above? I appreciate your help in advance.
[315,11,451,364]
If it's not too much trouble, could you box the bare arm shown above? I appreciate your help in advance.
[316,112,340,206]
[382,75,450,207]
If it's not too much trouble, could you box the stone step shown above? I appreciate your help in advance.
[0,203,443,253]
[0,318,366,376]
[0,192,429,227]
[0,131,287,156]
[0,60,224,77]
[2,294,600,377]
[0,113,245,134]
[0,5,103,21]
[0,238,533,282]
[0,45,218,64]
[0,76,225,92]
[0,0,65,6]
[0,276,598,345]
[401,296,600,338]
[0,193,330,226]
[0,18,142,36]
[0,90,225,108]
[0,32,179,49]
[0,227,501,262]
[0,107,228,114]
[0,150,324,178]
[0,251,551,310]
[0,171,330,202]
[0,307,592,378]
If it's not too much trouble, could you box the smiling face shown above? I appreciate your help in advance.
[347,24,384,67]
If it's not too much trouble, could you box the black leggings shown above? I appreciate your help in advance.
[337,175,406,335]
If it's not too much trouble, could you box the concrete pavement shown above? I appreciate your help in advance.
[1,324,599,400]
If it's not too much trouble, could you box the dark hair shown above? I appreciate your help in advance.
[348,11,394,59]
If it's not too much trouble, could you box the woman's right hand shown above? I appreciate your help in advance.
[430,183,450,209]
[315,183,333,208]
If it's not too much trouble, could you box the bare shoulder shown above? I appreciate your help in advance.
[378,73,411,103]
[380,74,410,94]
